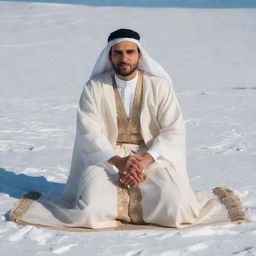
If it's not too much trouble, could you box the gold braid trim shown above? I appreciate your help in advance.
[117,185,131,223]
[10,191,41,223]
[112,71,144,145]
[213,187,245,223]
[113,71,145,224]
[128,187,145,224]
[116,184,145,224]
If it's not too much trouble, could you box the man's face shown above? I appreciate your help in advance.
[109,41,141,79]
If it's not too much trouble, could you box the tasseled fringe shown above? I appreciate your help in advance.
[10,191,41,223]
[213,187,245,223]
[24,191,41,200]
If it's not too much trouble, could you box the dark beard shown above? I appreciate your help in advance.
[112,62,139,77]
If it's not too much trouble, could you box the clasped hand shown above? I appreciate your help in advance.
[108,153,154,188]
[117,155,147,188]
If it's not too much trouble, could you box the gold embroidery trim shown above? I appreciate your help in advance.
[117,184,131,223]
[213,187,245,222]
[113,71,145,224]
[112,71,144,145]
[117,184,144,224]
[10,191,41,223]
[128,187,145,224]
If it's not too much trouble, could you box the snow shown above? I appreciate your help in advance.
[0,1,256,255]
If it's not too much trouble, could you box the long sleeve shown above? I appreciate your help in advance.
[75,82,116,166]
[147,80,186,169]
[146,150,160,160]
[63,80,116,203]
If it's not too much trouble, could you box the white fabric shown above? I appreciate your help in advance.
[90,38,173,83]
[146,150,160,160]
[114,73,138,117]
[11,72,233,229]
[114,72,160,160]
[63,72,198,213]
[19,142,229,229]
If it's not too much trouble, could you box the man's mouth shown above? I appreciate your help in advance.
[119,63,130,68]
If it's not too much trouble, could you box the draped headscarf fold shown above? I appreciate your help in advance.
[89,37,173,84]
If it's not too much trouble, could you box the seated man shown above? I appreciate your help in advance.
[10,29,246,229]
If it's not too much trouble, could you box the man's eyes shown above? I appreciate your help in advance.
[127,50,136,54]
[114,50,136,55]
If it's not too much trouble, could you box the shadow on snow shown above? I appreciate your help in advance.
[0,167,64,199]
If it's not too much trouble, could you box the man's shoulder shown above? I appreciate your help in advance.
[84,70,172,91]
[142,71,172,90]
[142,71,161,79]
[88,71,112,85]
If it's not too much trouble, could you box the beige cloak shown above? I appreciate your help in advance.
[10,71,246,230]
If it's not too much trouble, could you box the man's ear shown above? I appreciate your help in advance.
[108,47,112,61]
[138,51,142,61]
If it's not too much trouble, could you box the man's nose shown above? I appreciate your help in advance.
[121,53,128,62]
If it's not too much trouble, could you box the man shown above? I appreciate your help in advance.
[103,33,158,188]
[10,29,246,229]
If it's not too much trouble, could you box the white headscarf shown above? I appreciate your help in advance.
[89,38,173,84]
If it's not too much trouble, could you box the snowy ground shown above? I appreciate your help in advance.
[0,1,256,255]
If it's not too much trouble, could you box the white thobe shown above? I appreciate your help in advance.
[10,71,245,230]
[114,72,159,160]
